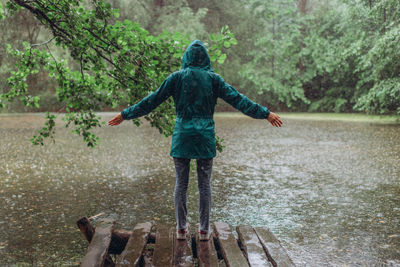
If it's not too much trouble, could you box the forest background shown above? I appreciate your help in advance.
[0,0,399,145]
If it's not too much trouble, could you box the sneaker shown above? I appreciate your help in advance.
[199,229,210,241]
[176,225,189,240]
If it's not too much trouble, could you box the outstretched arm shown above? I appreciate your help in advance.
[217,76,282,127]
[108,73,176,126]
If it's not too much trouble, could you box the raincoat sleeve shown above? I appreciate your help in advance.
[121,73,176,120]
[217,76,270,119]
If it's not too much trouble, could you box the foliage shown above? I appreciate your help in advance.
[209,26,238,67]
[355,25,400,114]
[1,0,236,147]
[154,0,209,40]
[0,2,5,20]
[237,0,399,114]
[355,78,400,115]
[240,0,309,109]
[1,0,399,148]
[30,111,56,145]
[299,1,358,112]
[215,134,225,153]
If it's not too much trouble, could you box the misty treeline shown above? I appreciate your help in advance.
[0,0,398,146]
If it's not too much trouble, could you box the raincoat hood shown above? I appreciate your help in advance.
[181,40,213,71]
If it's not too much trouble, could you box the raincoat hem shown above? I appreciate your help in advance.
[169,151,216,160]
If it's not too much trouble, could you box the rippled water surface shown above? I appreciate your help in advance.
[0,113,399,266]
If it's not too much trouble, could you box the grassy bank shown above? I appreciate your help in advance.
[215,112,400,124]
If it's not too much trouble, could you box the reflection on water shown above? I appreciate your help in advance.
[0,113,399,266]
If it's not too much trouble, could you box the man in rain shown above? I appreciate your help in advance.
[108,40,282,241]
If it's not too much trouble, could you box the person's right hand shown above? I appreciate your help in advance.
[267,112,283,127]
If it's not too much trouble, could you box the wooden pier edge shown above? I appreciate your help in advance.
[77,216,296,267]
[254,227,295,267]
[236,225,272,267]
[213,221,249,267]
[116,222,153,266]
[80,218,115,267]
[77,216,133,255]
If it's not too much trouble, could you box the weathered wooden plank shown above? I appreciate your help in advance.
[195,224,219,267]
[116,222,153,266]
[172,223,194,266]
[213,222,249,267]
[77,216,132,255]
[81,218,115,267]
[254,227,295,267]
[152,224,175,267]
[236,226,272,267]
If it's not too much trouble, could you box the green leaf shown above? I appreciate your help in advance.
[113,9,120,18]
[0,3,5,20]
[223,41,231,48]
[217,54,227,64]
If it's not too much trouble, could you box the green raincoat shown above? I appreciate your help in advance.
[121,40,270,159]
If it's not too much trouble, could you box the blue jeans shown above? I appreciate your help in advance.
[173,157,213,232]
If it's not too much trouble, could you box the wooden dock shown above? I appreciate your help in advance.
[77,216,295,267]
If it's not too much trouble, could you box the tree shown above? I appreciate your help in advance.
[239,0,309,110]
[1,0,236,147]
[353,0,400,114]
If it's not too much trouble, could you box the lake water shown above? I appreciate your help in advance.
[0,112,399,266]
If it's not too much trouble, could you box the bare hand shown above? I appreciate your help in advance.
[267,112,283,127]
[108,113,124,126]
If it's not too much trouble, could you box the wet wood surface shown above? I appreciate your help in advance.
[81,218,115,267]
[77,216,131,255]
[152,224,175,267]
[172,223,194,266]
[236,225,272,267]
[213,222,249,267]
[78,217,296,267]
[116,222,153,266]
[254,227,295,267]
[194,226,219,267]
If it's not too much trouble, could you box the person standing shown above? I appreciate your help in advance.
[108,39,282,240]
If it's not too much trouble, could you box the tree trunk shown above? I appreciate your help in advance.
[298,0,307,14]
[297,0,307,73]
[382,7,386,34]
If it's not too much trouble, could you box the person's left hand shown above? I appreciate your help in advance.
[267,112,283,127]
[108,113,124,126]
